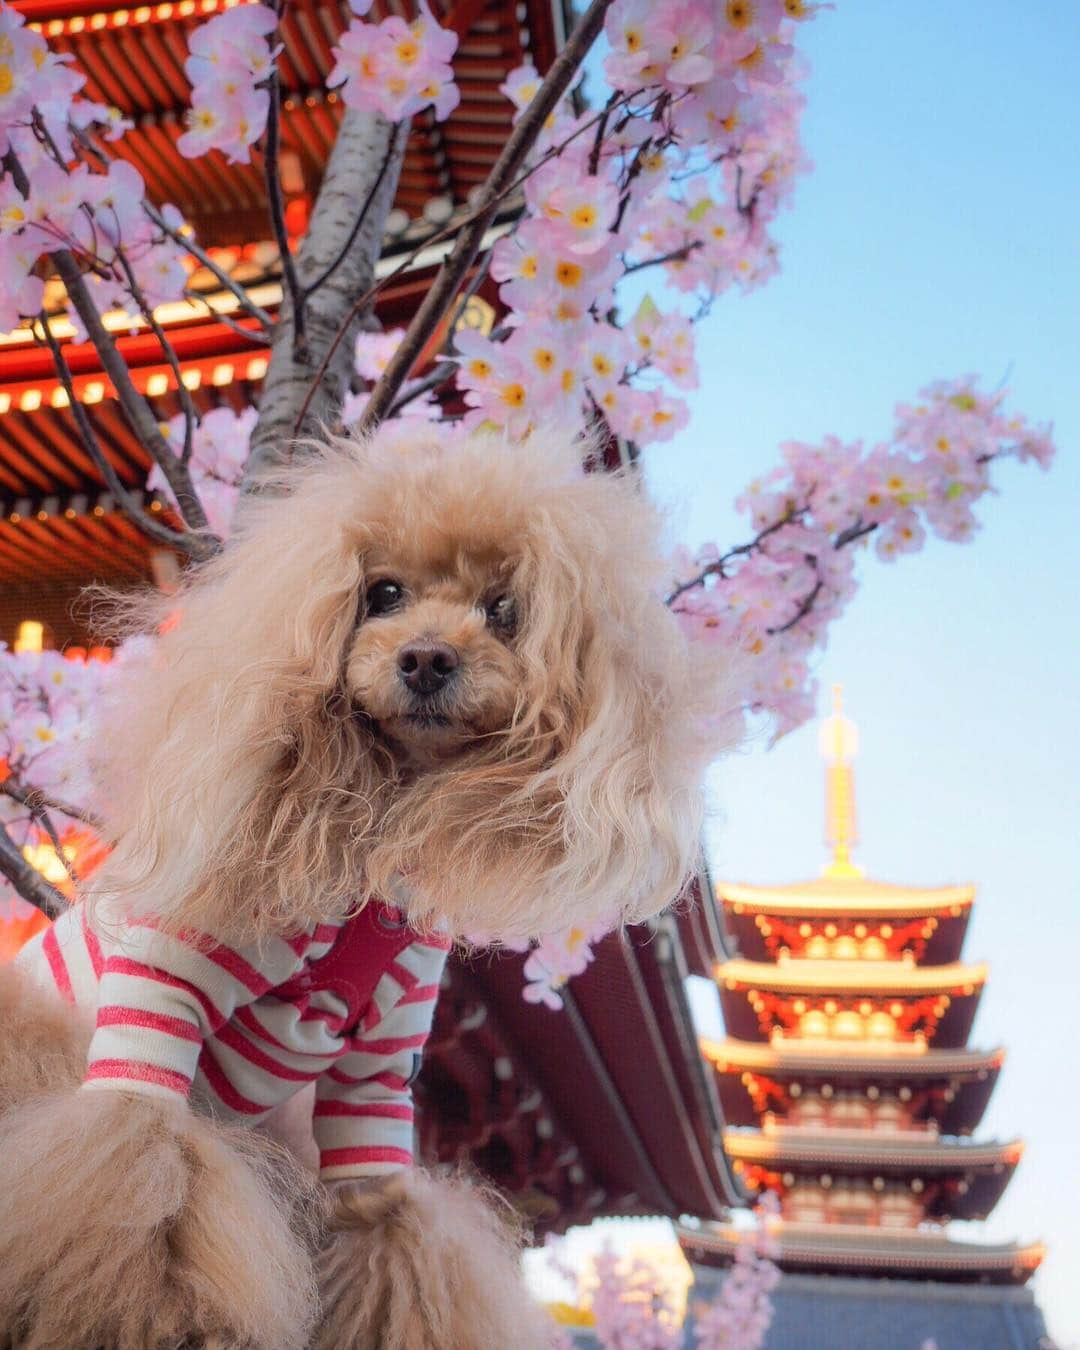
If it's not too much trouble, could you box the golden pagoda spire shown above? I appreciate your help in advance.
[817,684,864,879]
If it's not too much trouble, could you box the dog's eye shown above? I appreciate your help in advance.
[366,580,406,617]
[485,594,517,635]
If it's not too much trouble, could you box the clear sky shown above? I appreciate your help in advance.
[634,3,1080,1343]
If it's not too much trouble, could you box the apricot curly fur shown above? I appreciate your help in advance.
[0,1088,323,1350]
[315,1170,555,1350]
[0,963,90,1113]
[84,425,734,946]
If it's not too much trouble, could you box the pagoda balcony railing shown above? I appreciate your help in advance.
[763,1115,939,1142]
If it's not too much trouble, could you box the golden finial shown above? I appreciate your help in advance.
[817,684,863,879]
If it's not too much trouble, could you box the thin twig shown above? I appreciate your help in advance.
[0,820,67,919]
[666,504,810,606]
[112,245,198,465]
[767,576,823,636]
[143,202,275,333]
[588,92,619,176]
[192,302,274,346]
[293,72,638,437]
[388,247,496,415]
[356,0,619,434]
[0,782,79,886]
[622,241,702,275]
[37,310,206,556]
[264,70,305,350]
[386,359,456,416]
[0,779,103,833]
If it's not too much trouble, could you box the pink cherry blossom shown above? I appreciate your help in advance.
[178,5,278,165]
[525,160,621,256]
[499,63,542,120]
[329,1,459,123]
[692,1198,780,1349]
[589,1245,682,1350]
[521,925,605,1010]
[670,378,1056,740]
[147,406,257,537]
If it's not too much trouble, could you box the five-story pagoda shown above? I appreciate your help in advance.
[678,689,1047,1348]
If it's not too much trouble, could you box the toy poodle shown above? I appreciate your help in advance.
[0,425,728,1349]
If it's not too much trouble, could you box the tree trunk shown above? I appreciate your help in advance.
[244,109,405,487]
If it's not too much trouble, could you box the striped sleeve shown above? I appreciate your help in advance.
[82,924,308,1105]
[313,934,449,1180]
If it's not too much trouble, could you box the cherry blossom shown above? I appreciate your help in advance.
[329,0,459,123]
[693,1195,781,1350]
[455,0,813,453]
[147,406,257,538]
[669,378,1056,738]
[590,1245,683,1350]
[177,5,278,165]
[520,923,610,1010]
[0,649,108,825]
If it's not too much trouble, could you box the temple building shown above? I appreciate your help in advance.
[678,689,1050,1349]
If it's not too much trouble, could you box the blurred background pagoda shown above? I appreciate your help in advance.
[678,688,1050,1349]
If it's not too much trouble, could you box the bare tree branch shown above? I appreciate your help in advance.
[263,70,306,351]
[50,245,216,540]
[0,821,67,920]
[666,505,810,605]
[0,782,79,887]
[5,144,213,541]
[112,244,198,465]
[143,202,275,333]
[356,0,619,434]
[37,311,205,556]
[0,778,103,833]
[622,241,703,275]
[385,248,496,416]
[302,120,405,301]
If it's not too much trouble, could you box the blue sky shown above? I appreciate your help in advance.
[634,4,1080,1343]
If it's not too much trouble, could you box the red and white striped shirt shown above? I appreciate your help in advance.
[17,899,449,1181]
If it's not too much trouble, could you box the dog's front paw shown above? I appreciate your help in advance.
[0,1088,320,1350]
[314,1168,554,1350]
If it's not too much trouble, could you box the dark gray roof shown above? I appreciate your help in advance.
[566,1271,1052,1349]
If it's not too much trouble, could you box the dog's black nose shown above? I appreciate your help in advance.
[398,641,460,695]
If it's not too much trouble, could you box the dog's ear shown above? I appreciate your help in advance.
[89,448,386,944]
[509,469,713,930]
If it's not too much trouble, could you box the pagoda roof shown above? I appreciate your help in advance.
[676,1220,1045,1286]
[703,1037,1003,1135]
[723,1126,1020,1221]
[716,956,986,1049]
[716,876,975,918]
[702,1037,1003,1078]
[415,897,742,1235]
[717,957,987,997]
[13,0,564,245]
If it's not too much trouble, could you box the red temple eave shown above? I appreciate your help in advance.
[0,211,515,408]
[421,916,743,1235]
[703,1037,1004,1135]
[716,877,976,916]
[715,957,988,1050]
[723,1128,1023,1222]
